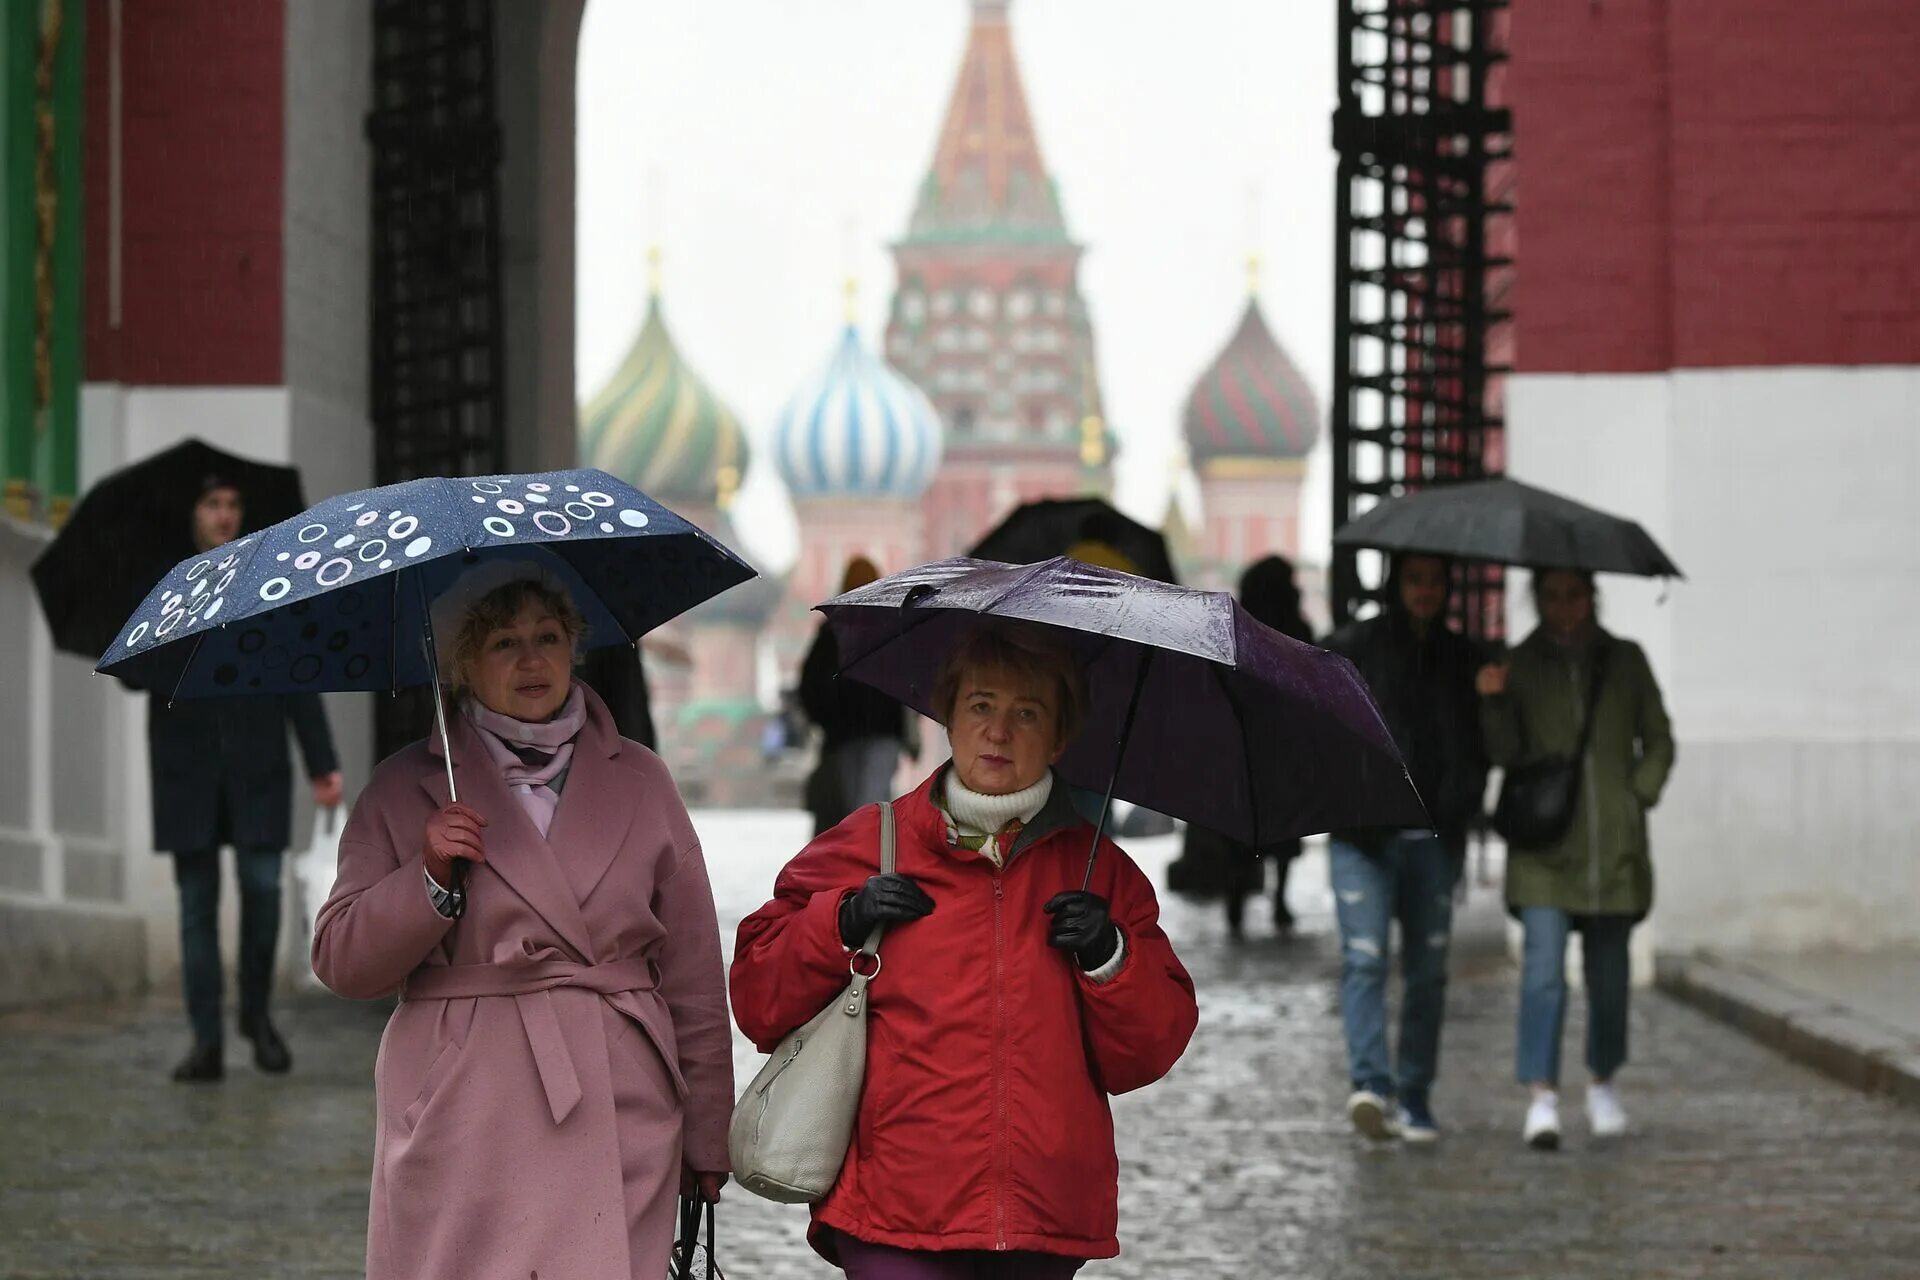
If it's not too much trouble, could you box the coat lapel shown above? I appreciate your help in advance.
[424,712,597,961]
[543,697,638,907]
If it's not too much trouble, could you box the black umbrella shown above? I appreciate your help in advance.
[31,439,307,658]
[821,558,1425,883]
[968,496,1179,585]
[1333,477,1682,578]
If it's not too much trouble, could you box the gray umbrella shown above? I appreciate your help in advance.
[1333,477,1682,578]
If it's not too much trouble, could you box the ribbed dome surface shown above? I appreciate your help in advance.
[579,296,748,504]
[1182,298,1320,464]
[772,327,944,499]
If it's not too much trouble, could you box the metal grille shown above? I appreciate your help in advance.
[1329,0,1512,639]
[367,0,506,757]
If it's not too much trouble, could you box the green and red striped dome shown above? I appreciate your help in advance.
[1182,298,1319,464]
[578,294,749,506]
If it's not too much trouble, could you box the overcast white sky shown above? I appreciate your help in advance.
[576,0,1336,572]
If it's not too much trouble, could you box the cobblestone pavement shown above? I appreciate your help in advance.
[5,816,1920,1279]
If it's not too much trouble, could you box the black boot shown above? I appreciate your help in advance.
[171,1041,224,1083]
[239,1014,292,1074]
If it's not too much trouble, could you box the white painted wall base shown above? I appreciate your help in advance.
[1506,366,1920,952]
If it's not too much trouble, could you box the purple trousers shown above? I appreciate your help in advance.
[834,1233,1085,1280]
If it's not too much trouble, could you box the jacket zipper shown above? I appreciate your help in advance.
[992,873,1009,1251]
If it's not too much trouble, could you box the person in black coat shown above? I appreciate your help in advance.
[1180,555,1317,939]
[1320,553,1487,1142]
[798,556,912,835]
[159,478,342,1084]
[577,640,657,750]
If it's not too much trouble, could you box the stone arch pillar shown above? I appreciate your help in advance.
[496,0,586,473]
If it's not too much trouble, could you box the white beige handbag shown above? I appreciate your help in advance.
[729,802,894,1204]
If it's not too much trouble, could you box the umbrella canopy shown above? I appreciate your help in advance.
[97,468,753,698]
[1332,477,1682,578]
[968,497,1179,585]
[819,557,1425,849]
[32,439,307,658]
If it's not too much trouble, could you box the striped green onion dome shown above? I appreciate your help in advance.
[1182,297,1320,465]
[579,295,749,505]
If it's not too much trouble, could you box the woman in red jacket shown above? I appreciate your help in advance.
[731,622,1199,1279]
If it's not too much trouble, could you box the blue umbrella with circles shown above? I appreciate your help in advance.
[96,468,755,807]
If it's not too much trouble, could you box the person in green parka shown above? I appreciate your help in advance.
[1476,568,1674,1150]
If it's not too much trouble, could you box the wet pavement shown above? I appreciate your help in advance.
[5,815,1920,1278]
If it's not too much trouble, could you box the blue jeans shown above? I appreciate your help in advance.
[172,846,285,1046]
[1515,907,1633,1085]
[1329,833,1457,1098]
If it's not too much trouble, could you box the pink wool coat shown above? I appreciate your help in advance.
[313,685,733,1280]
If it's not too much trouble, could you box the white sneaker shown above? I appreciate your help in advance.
[1347,1089,1400,1142]
[1587,1083,1628,1137]
[1524,1092,1561,1151]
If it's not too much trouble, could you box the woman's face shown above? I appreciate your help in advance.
[946,663,1067,797]
[463,598,574,721]
[1537,570,1596,639]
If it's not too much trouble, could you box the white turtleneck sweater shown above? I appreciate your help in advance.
[942,771,1054,855]
[940,769,1126,984]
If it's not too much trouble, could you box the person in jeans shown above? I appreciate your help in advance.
[1324,554,1487,1142]
[1478,569,1674,1148]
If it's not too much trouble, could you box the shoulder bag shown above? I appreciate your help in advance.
[1493,644,1609,853]
[728,801,894,1203]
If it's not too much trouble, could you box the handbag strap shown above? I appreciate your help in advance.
[855,801,895,959]
[1571,643,1611,763]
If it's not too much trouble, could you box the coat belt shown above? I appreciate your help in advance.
[401,956,656,1126]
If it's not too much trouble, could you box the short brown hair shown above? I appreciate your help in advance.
[932,621,1087,745]
[448,579,587,695]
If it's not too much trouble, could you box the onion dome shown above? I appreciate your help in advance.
[773,318,943,500]
[1182,266,1320,466]
[579,273,748,507]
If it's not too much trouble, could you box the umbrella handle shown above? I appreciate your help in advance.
[1082,646,1156,891]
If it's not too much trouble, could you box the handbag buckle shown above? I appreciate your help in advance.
[848,952,882,980]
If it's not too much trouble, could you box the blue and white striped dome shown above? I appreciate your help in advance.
[772,327,944,499]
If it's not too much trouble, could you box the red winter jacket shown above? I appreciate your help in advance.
[730,769,1198,1263]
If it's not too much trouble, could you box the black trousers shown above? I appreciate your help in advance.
[170,846,284,1045]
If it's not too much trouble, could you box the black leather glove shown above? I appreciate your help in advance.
[1044,891,1120,971]
[838,873,935,948]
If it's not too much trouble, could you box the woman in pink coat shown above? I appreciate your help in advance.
[313,560,733,1279]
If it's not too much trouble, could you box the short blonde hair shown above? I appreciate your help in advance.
[932,621,1087,745]
[447,579,587,695]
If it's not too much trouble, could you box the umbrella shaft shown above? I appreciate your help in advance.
[415,572,464,898]
[1083,647,1155,890]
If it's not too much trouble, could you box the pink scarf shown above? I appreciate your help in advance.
[462,683,587,838]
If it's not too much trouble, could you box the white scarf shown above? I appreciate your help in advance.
[942,771,1053,865]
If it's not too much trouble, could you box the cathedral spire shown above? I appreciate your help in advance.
[905,0,1066,243]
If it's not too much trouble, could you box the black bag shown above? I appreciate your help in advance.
[669,1196,723,1279]
[1493,645,1609,853]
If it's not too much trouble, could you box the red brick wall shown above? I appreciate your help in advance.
[85,0,285,385]
[1508,0,1920,373]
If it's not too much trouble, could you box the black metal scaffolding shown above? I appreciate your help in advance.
[367,0,507,757]
[1329,0,1512,638]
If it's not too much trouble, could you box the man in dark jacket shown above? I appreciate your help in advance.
[1322,553,1486,1142]
[159,478,342,1083]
